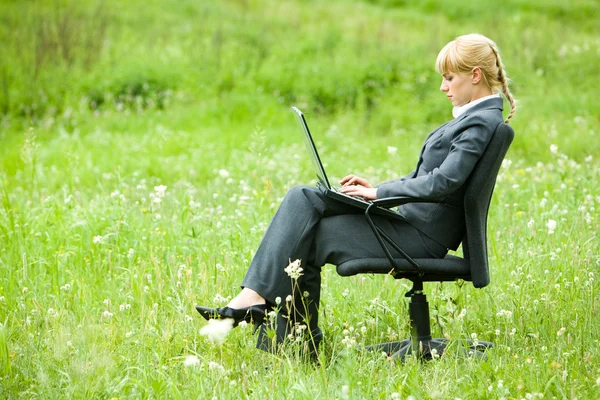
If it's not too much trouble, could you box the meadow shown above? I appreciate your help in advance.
[0,0,599,398]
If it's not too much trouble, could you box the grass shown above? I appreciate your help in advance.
[0,0,599,398]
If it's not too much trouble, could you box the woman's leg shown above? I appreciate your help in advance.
[240,186,360,306]
[239,186,446,353]
[290,213,447,332]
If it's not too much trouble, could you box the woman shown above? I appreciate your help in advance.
[197,33,517,351]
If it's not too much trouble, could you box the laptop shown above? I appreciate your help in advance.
[292,106,402,219]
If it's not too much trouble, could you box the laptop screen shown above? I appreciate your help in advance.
[292,107,331,189]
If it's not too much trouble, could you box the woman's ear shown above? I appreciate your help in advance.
[471,67,483,84]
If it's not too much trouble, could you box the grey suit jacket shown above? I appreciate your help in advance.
[376,97,504,250]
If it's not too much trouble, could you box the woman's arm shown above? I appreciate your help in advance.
[376,115,496,200]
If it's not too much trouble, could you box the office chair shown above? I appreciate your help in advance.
[336,122,514,361]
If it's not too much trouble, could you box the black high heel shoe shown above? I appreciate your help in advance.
[196,304,270,334]
[195,306,219,320]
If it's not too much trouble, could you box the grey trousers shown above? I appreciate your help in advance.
[241,186,447,345]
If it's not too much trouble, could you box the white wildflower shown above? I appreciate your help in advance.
[93,235,103,244]
[557,327,566,337]
[550,144,558,154]
[183,355,200,367]
[208,361,226,373]
[387,146,398,155]
[547,219,557,234]
[341,385,350,397]
[275,296,281,305]
[154,185,167,197]
[200,318,234,344]
[284,259,303,279]
[212,293,230,304]
[218,169,230,178]
[496,309,512,318]
[285,295,292,303]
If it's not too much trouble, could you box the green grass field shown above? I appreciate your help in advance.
[1,0,599,398]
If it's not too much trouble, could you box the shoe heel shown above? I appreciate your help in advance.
[252,321,262,335]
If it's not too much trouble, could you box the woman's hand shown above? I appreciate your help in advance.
[340,174,372,188]
[339,174,377,200]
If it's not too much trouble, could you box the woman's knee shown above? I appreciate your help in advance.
[285,185,321,202]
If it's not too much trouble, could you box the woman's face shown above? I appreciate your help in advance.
[440,71,474,107]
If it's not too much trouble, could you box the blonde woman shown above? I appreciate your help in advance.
[197,33,517,353]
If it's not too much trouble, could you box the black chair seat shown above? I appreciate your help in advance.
[336,254,471,280]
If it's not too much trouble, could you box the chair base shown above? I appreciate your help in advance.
[365,338,494,361]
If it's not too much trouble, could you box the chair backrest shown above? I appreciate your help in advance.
[463,122,514,288]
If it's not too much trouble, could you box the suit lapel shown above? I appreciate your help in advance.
[413,98,504,174]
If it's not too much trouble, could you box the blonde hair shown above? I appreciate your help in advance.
[435,33,517,123]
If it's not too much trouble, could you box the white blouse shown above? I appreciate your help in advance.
[452,93,501,118]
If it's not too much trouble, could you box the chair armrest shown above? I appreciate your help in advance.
[372,196,443,208]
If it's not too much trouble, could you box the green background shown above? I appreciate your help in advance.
[1,0,599,398]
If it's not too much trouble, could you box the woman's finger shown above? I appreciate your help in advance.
[340,174,356,185]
